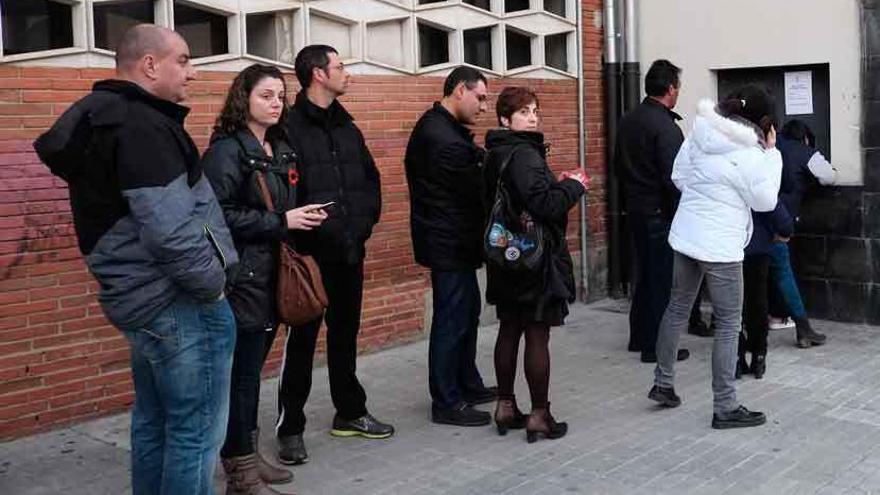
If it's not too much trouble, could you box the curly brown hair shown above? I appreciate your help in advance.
[213,64,289,141]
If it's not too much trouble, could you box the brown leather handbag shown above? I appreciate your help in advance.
[255,171,328,327]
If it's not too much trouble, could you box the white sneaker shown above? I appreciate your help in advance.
[768,317,795,330]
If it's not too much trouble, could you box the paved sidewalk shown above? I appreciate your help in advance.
[3,300,880,494]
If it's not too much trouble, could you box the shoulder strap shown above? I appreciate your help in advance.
[255,171,275,212]
[496,145,524,187]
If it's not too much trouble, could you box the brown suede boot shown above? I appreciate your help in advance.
[251,429,293,484]
[222,454,288,495]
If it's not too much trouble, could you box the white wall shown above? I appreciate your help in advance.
[638,0,863,184]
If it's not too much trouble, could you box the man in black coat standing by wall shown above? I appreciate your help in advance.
[405,67,497,427]
[616,59,691,364]
[276,45,394,466]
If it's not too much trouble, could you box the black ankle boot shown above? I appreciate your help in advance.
[525,404,568,443]
[736,356,750,379]
[751,354,766,379]
[494,396,527,436]
[794,317,827,348]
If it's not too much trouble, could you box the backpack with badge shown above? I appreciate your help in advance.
[484,146,545,272]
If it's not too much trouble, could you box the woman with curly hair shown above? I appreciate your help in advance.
[202,63,328,494]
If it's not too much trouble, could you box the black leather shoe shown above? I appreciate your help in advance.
[463,385,498,406]
[647,385,682,408]
[712,406,766,429]
[640,349,690,363]
[330,413,394,439]
[277,433,308,465]
[432,404,491,427]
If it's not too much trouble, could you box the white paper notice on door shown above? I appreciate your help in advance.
[784,71,813,115]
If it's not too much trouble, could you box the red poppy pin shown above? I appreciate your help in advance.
[288,168,299,186]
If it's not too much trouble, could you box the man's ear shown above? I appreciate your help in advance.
[142,54,158,81]
[454,81,467,99]
[312,66,325,86]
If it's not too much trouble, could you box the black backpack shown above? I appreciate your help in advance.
[483,147,545,272]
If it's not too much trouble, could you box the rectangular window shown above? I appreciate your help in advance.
[246,11,295,64]
[463,0,491,10]
[463,27,492,70]
[173,1,228,58]
[94,1,155,52]
[544,0,565,17]
[545,32,568,72]
[1,0,74,56]
[418,22,448,68]
[506,29,531,70]
[505,0,530,13]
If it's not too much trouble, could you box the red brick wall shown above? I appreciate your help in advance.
[0,3,607,440]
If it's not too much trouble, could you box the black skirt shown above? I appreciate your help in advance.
[496,299,569,327]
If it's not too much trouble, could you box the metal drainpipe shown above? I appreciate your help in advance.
[576,0,590,301]
[622,0,641,112]
[603,0,624,298]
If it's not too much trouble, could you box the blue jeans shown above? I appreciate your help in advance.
[769,243,807,318]
[121,295,236,495]
[429,269,486,411]
[655,252,743,414]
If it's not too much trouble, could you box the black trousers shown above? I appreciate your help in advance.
[276,262,368,437]
[222,327,278,457]
[627,213,673,354]
[741,254,770,357]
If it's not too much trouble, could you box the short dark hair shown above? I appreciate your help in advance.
[644,59,681,97]
[717,84,777,135]
[496,86,539,126]
[781,119,816,147]
[294,44,338,89]
[443,66,487,97]
[214,64,288,142]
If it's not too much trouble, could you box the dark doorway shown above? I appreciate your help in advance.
[717,64,831,159]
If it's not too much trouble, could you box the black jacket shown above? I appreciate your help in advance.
[285,92,381,265]
[483,130,584,312]
[202,130,297,331]
[776,136,819,220]
[615,97,684,219]
[405,103,485,270]
[33,80,236,329]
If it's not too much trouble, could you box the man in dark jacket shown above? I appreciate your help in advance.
[405,67,496,427]
[615,59,690,363]
[33,25,238,495]
[276,45,392,464]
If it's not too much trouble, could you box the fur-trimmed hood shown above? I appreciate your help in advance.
[691,98,761,155]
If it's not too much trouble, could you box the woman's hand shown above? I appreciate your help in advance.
[764,126,777,150]
[285,205,328,231]
[773,234,790,243]
[559,169,590,190]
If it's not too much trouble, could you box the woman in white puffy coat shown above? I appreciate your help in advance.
[646,86,783,430]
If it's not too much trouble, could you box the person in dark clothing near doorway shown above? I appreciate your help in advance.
[615,59,691,363]
[405,67,498,427]
[276,45,394,466]
[770,120,833,348]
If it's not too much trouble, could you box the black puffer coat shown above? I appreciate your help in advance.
[202,129,297,331]
[483,130,584,323]
[286,92,381,265]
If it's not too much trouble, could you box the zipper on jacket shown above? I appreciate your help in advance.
[204,224,228,269]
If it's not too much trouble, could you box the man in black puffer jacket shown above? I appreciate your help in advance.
[405,67,497,427]
[276,45,393,463]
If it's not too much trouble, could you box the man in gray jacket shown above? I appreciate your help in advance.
[34,25,237,495]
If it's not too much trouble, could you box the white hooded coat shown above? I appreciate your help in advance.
[668,99,783,263]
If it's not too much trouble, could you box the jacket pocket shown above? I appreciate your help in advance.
[204,224,227,269]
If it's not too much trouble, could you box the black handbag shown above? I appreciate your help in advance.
[484,147,545,272]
